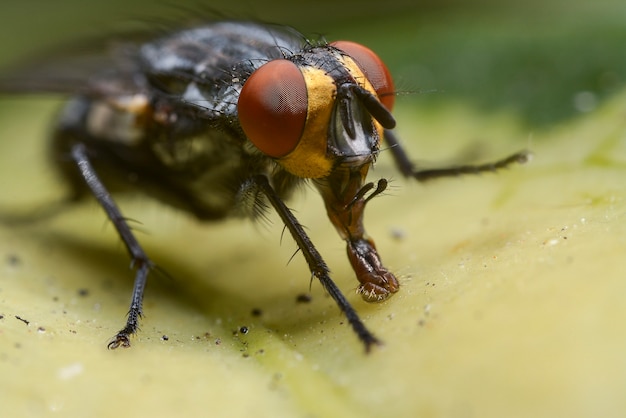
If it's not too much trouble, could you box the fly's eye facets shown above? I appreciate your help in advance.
[238,60,308,158]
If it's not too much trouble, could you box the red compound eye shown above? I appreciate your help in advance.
[331,40,395,111]
[238,59,308,158]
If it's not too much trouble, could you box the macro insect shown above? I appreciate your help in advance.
[1,21,528,351]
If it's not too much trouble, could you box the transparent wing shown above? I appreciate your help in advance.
[0,29,156,94]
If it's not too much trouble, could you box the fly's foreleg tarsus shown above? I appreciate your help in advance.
[253,175,381,352]
[384,130,531,182]
[106,261,151,349]
[70,143,154,349]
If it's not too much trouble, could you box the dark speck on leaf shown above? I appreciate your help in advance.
[15,315,29,325]
[6,254,20,266]
[296,293,312,304]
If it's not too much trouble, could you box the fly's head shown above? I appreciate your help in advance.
[237,40,395,178]
[237,40,400,301]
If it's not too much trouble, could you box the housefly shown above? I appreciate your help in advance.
[0,21,528,352]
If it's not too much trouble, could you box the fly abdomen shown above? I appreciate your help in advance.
[51,93,155,202]
[82,94,151,145]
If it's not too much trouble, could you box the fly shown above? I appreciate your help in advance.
[1,21,528,352]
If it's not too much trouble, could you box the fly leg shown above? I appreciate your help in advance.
[70,142,153,349]
[253,174,380,352]
[384,130,530,181]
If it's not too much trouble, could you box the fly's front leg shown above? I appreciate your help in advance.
[70,142,153,349]
[252,175,380,352]
[384,130,530,181]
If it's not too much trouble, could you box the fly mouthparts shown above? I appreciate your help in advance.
[347,238,400,302]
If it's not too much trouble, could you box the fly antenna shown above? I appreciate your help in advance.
[351,85,396,129]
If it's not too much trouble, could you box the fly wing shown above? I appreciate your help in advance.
[0,29,157,94]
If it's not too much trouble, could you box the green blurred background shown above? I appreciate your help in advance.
[1,0,625,127]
